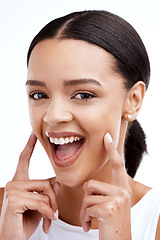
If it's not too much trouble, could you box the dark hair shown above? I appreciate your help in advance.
[27,10,150,178]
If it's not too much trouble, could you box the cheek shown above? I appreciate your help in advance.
[88,116,121,163]
[76,106,122,146]
[73,106,122,178]
[29,106,43,138]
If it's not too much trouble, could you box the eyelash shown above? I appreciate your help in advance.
[29,92,49,100]
[72,92,96,100]
[29,91,95,101]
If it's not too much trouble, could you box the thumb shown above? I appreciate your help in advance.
[13,132,37,181]
[52,181,61,197]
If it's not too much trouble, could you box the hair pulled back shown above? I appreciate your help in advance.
[27,10,150,178]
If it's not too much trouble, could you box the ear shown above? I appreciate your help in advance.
[123,81,145,121]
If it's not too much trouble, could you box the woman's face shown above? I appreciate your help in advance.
[27,39,128,187]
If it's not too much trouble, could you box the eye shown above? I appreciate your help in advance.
[29,92,49,100]
[72,92,95,100]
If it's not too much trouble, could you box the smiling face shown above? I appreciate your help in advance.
[26,39,129,187]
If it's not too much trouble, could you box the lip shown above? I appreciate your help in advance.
[46,131,83,138]
[46,131,86,167]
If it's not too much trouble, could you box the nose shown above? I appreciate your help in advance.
[43,97,73,126]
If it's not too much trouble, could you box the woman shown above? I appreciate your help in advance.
[0,10,160,239]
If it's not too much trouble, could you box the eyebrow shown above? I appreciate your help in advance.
[26,80,46,87]
[25,78,102,87]
[64,78,102,87]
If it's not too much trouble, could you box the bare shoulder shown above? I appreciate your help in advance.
[130,178,151,206]
[156,216,160,240]
[0,188,4,215]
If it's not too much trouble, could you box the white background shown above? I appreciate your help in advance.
[0,0,160,188]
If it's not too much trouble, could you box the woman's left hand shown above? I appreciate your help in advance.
[80,133,132,240]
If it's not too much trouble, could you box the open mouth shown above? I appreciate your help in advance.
[47,134,85,167]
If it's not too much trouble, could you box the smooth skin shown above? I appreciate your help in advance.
[1,133,160,239]
[0,132,131,239]
[0,39,160,239]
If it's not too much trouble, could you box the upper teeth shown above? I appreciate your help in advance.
[48,136,83,145]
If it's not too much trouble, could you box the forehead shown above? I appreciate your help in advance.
[27,39,126,96]
[28,39,116,74]
[27,39,125,92]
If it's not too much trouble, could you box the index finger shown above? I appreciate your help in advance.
[13,132,37,181]
[104,133,128,188]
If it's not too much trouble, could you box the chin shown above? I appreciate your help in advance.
[55,173,86,188]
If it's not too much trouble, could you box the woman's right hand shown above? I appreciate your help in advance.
[0,132,60,240]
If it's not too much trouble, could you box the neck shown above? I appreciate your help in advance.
[56,161,113,228]
[57,182,85,227]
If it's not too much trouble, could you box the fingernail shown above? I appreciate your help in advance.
[30,131,37,141]
[105,133,113,143]
[53,209,59,220]
[83,182,87,191]
[31,130,35,136]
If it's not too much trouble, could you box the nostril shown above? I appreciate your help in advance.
[43,109,73,126]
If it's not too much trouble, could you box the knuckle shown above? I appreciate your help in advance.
[86,179,95,193]
[118,188,131,204]
[42,195,50,205]
[104,202,115,216]
[37,200,47,209]
[112,198,120,210]
[86,179,94,188]
[5,181,16,192]
[115,158,125,168]
[119,187,127,197]
[4,185,20,207]
[103,197,123,215]
[5,182,19,205]
[101,189,132,217]
[19,150,27,161]
[43,180,51,190]
[7,193,18,208]
[5,181,12,191]
[116,189,131,204]
[110,153,125,170]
